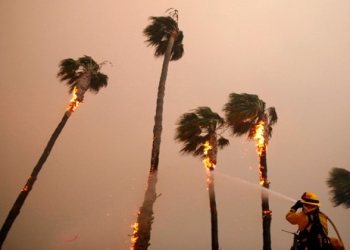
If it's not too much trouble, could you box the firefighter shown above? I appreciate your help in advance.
[286,192,332,250]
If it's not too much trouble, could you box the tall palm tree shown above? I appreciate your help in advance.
[223,93,277,250]
[174,106,229,250]
[0,55,109,247]
[327,167,350,208]
[131,9,184,250]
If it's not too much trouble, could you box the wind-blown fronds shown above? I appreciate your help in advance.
[327,167,350,208]
[57,55,109,94]
[175,106,229,158]
[143,11,184,61]
[223,93,277,143]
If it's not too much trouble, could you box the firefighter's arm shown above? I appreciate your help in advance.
[286,200,304,225]
[286,210,305,225]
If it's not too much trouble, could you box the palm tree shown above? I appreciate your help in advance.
[0,55,109,247]
[131,9,184,250]
[175,106,229,250]
[223,93,277,250]
[327,167,350,208]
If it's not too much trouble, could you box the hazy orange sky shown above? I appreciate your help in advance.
[1,1,350,249]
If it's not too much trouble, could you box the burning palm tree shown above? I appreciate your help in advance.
[223,93,277,250]
[175,107,229,250]
[0,55,109,247]
[131,8,184,250]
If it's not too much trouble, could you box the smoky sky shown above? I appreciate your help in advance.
[1,1,350,249]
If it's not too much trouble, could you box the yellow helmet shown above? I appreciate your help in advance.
[300,192,321,207]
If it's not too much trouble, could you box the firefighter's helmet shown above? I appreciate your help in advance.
[300,192,321,207]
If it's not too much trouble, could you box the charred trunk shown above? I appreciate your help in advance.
[0,112,70,247]
[207,170,219,250]
[260,148,271,250]
[132,31,176,250]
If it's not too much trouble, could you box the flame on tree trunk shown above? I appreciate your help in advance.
[203,140,219,250]
[254,120,272,250]
[131,31,177,250]
[0,87,82,247]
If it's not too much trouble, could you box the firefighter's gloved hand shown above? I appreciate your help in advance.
[291,200,303,211]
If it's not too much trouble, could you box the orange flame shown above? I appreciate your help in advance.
[203,141,215,170]
[130,222,139,248]
[254,121,268,187]
[22,175,33,192]
[263,210,272,218]
[253,120,266,156]
[259,168,265,186]
[66,86,81,112]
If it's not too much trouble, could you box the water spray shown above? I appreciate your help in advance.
[216,172,296,203]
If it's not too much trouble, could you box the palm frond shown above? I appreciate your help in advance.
[57,58,79,91]
[57,58,78,77]
[179,136,207,156]
[154,40,169,57]
[89,73,108,93]
[175,106,229,158]
[57,56,109,94]
[171,31,184,61]
[327,167,350,208]
[77,55,99,71]
[143,16,177,47]
[223,93,263,125]
[231,121,255,137]
[143,14,184,59]
[267,107,278,126]
[223,92,277,142]
[166,8,179,22]
[175,113,200,141]
[265,125,273,141]
[218,137,230,148]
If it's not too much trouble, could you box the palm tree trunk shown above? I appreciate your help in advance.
[132,31,177,250]
[207,170,219,250]
[0,111,71,247]
[259,148,271,250]
[76,71,91,102]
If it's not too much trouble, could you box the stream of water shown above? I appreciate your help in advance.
[216,171,296,203]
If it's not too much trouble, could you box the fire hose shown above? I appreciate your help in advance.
[320,211,345,250]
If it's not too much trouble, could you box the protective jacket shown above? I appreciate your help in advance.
[286,209,328,232]
[286,209,331,250]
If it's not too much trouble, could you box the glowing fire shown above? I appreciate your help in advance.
[66,86,81,112]
[263,209,272,218]
[253,120,266,156]
[22,175,33,192]
[130,222,139,247]
[259,169,264,186]
[203,141,215,170]
[254,121,267,187]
